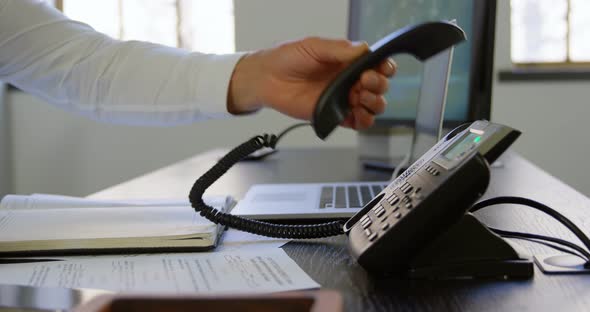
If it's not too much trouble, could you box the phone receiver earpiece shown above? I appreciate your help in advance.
[312,21,467,140]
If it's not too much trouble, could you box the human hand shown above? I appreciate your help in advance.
[228,37,396,130]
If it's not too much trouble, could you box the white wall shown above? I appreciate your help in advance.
[234,0,349,50]
[6,0,590,197]
[491,0,590,196]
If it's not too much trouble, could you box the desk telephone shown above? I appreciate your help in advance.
[190,21,590,277]
[344,120,522,275]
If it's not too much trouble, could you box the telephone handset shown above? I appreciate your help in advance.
[312,21,466,140]
[344,120,521,274]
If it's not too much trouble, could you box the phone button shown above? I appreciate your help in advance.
[360,216,372,228]
[361,215,370,224]
[411,194,423,201]
[387,194,400,206]
[425,165,440,176]
[400,183,414,194]
[368,233,378,242]
[364,228,372,237]
[381,223,390,231]
[372,205,386,217]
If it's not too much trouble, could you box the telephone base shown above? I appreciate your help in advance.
[406,213,534,279]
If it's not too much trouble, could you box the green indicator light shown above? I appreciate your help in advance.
[474,136,481,143]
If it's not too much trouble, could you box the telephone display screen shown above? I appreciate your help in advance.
[443,132,481,160]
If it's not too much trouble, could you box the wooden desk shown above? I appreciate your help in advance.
[90,148,590,312]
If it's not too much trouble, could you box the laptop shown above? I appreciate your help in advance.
[232,46,455,220]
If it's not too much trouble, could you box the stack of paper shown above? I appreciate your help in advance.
[0,249,319,294]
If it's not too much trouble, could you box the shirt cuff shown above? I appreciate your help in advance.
[192,52,248,118]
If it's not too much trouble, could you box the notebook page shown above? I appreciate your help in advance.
[0,194,228,210]
[0,206,215,241]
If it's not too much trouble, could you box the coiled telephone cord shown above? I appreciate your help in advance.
[188,126,345,239]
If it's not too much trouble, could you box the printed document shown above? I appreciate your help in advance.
[0,249,318,294]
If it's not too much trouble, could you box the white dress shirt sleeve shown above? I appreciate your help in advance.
[0,0,246,126]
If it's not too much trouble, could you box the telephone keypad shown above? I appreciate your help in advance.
[361,177,430,244]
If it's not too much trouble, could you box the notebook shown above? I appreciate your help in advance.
[0,194,235,256]
[232,46,454,220]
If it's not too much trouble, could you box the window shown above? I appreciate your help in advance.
[52,0,235,54]
[511,0,590,65]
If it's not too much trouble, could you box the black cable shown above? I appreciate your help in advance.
[188,132,344,239]
[242,122,311,161]
[470,196,590,252]
[276,122,311,144]
[500,235,588,262]
[489,226,590,260]
[471,196,590,268]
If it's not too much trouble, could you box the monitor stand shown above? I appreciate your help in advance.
[357,127,414,172]
[357,126,440,173]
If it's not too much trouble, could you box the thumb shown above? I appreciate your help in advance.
[303,38,369,64]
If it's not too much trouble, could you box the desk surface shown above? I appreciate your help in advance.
[91,148,590,312]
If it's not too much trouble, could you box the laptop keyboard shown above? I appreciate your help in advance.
[319,183,388,209]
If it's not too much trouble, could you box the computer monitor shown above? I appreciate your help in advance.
[350,0,496,168]
[349,0,496,128]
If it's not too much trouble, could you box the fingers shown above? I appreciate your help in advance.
[359,58,396,92]
[344,84,384,130]
[378,58,397,78]
[359,90,386,115]
[349,106,376,130]
[300,37,370,64]
[350,78,386,116]
[351,57,395,119]
[360,70,389,94]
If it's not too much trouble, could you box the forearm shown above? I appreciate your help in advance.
[0,0,243,125]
